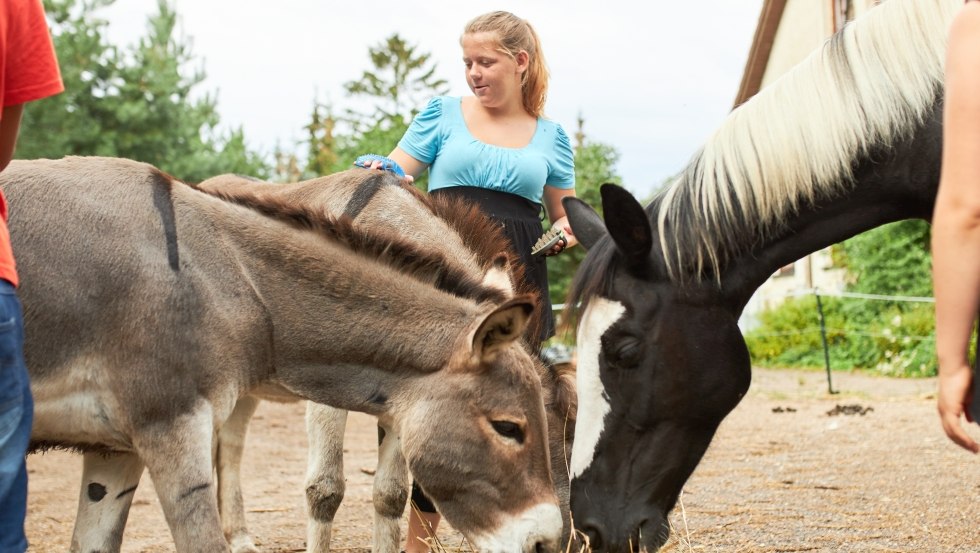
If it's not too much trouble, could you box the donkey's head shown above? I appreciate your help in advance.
[397,297,562,553]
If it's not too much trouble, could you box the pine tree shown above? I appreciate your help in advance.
[19,0,268,181]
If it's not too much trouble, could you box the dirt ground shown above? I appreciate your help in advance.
[23,367,980,552]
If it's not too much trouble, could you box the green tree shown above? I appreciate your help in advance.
[835,220,933,297]
[304,100,338,178]
[307,34,449,186]
[745,220,938,377]
[19,0,268,182]
[343,34,449,130]
[17,0,118,159]
[547,125,621,334]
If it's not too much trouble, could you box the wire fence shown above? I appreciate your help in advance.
[743,288,936,393]
[554,288,938,393]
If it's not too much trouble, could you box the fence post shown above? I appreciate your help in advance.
[814,289,838,394]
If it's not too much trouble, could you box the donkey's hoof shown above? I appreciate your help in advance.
[229,537,260,553]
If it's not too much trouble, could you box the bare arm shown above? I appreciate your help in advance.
[386,147,428,180]
[354,147,428,185]
[931,2,980,453]
[0,104,25,173]
[542,185,578,250]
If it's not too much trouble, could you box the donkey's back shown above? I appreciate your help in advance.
[3,157,267,451]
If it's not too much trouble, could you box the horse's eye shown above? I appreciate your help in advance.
[491,420,525,444]
[608,339,643,368]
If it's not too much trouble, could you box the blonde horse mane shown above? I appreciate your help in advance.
[655,0,959,283]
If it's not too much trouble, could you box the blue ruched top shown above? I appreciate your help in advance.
[397,96,576,204]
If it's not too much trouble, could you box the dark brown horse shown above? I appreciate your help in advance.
[5,156,562,553]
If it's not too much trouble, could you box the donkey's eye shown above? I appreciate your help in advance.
[491,420,525,444]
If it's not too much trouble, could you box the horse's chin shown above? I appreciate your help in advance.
[574,512,670,552]
[637,518,671,552]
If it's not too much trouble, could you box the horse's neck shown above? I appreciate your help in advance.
[722,109,942,311]
[206,200,476,413]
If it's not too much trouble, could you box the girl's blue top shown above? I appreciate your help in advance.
[398,96,576,205]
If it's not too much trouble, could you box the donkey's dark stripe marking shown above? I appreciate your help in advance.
[150,170,180,271]
[179,483,211,501]
[87,482,108,502]
[116,485,138,500]
[343,173,390,220]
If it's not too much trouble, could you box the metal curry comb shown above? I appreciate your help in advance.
[531,226,567,257]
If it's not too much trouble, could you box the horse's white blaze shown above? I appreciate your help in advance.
[569,298,625,479]
[471,502,562,553]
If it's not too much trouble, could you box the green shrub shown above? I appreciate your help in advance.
[745,295,937,377]
[746,221,940,377]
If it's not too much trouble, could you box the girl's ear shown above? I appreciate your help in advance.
[515,50,529,72]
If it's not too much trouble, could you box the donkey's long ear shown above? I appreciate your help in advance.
[600,184,652,262]
[562,196,606,250]
[471,297,534,364]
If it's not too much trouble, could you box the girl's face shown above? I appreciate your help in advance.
[461,32,528,110]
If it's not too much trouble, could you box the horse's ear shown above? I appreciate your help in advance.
[562,196,606,250]
[600,183,653,262]
[470,297,534,364]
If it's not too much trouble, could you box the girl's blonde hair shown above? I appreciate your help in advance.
[462,11,549,118]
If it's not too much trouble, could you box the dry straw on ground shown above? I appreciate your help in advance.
[25,367,980,553]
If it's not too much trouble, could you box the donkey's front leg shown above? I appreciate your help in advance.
[372,421,409,553]
[69,452,144,553]
[304,402,348,552]
[137,408,229,553]
[216,395,261,553]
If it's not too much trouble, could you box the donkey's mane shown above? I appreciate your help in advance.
[384,181,543,331]
[422,191,534,294]
[652,0,957,284]
[200,180,510,306]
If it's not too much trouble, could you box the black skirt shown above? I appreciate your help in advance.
[430,186,554,347]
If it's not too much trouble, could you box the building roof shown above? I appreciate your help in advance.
[733,0,788,108]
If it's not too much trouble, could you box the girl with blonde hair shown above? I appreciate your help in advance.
[357,10,578,552]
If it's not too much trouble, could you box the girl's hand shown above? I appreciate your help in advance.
[353,154,415,184]
[544,216,577,256]
[938,362,979,453]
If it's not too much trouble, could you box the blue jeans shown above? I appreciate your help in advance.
[0,280,29,553]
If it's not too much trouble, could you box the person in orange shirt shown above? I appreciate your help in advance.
[0,1,64,551]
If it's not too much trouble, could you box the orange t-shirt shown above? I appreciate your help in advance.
[0,0,64,286]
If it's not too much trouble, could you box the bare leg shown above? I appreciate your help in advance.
[216,395,260,553]
[404,508,441,553]
[372,423,408,553]
[69,452,144,553]
[304,402,348,552]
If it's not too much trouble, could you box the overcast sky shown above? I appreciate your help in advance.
[96,1,765,199]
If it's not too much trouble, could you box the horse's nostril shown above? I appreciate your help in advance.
[534,539,547,553]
